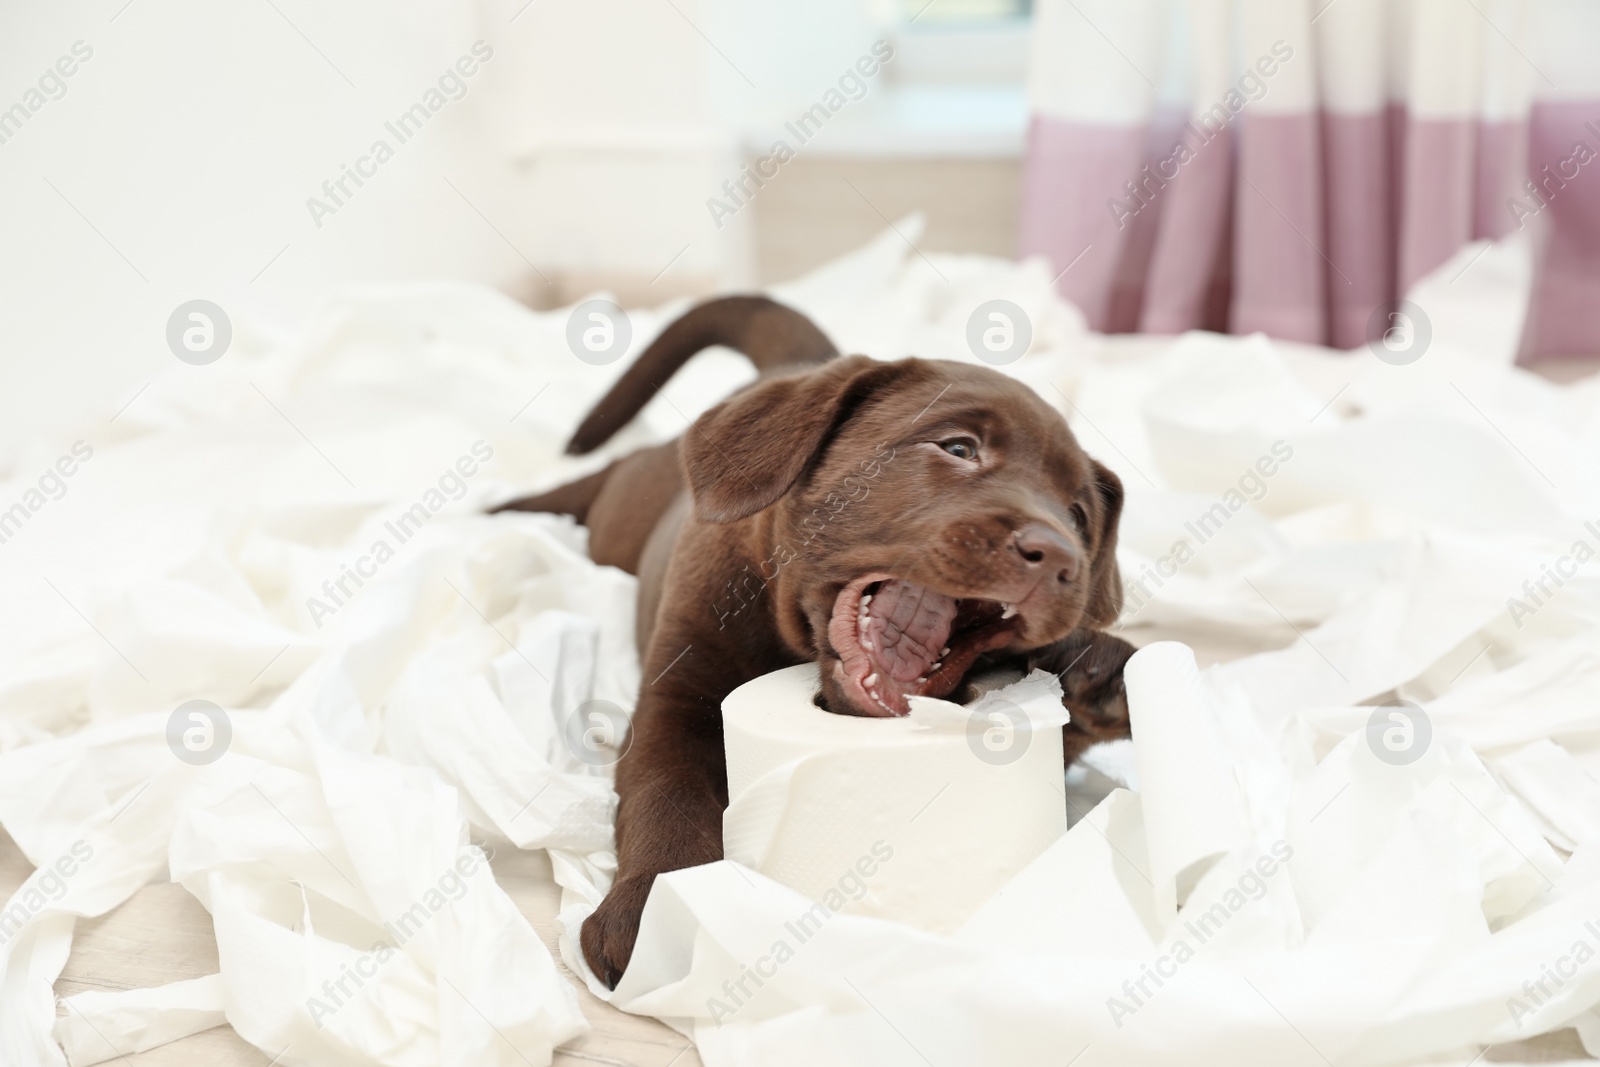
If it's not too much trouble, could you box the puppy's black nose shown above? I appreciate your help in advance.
[1012,523,1080,583]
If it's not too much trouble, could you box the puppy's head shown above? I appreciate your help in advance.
[684,356,1123,717]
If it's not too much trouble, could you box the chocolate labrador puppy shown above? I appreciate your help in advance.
[495,296,1135,987]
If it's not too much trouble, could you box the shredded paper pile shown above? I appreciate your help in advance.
[2,222,1599,1066]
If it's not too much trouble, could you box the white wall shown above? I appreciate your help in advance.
[0,1,505,461]
[0,0,884,464]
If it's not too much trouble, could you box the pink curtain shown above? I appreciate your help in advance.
[1018,0,1600,360]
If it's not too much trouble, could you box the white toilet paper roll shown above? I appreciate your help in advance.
[721,664,1069,934]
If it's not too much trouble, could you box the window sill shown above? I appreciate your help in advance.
[739,83,1028,161]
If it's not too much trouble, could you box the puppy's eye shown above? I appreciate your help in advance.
[1069,503,1089,535]
[939,438,979,461]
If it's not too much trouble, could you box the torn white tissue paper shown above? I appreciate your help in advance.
[1124,643,1253,919]
[55,974,226,1067]
[0,223,1596,1066]
[609,642,1600,1066]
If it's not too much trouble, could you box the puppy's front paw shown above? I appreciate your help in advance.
[580,875,654,989]
[1031,630,1136,765]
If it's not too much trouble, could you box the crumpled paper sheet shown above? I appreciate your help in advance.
[0,222,1597,1066]
[0,520,625,1066]
[0,277,661,1066]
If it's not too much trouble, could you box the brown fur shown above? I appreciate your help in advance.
[493,296,1134,987]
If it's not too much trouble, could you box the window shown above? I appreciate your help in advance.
[892,0,1031,86]
[901,0,1032,25]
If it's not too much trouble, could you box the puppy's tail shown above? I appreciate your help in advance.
[565,295,837,455]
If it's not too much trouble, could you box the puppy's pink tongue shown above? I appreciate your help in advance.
[860,579,953,684]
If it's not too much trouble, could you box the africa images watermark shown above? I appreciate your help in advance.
[1108,40,1295,231]
[710,442,897,629]
[705,840,895,1025]
[0,440,95,548]
[1506,917,1600,1031]
[306,41,494,229]
[304,441,494,628]
[0,839,95,946]
[305,844,493,1027]
[1121,440,1295,620]
[706,40,895,229]
[0,40,94,148]
[1507,117,1600,230]
[1107,840,1294,1028]
[1504,517,1600,629]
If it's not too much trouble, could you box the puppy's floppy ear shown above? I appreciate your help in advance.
[682,355,896,523]
[1081,458,1124,628]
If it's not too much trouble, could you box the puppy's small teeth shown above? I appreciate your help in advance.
[915,676,927,685]
[864,672,878,687]
[862,639,874,650]
[941,646,950,656]
[860,594,872,605]
[931,661,942,671]
[1001,603,1018,619]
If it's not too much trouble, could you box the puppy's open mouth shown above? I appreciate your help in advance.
[826,573,1024,717]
